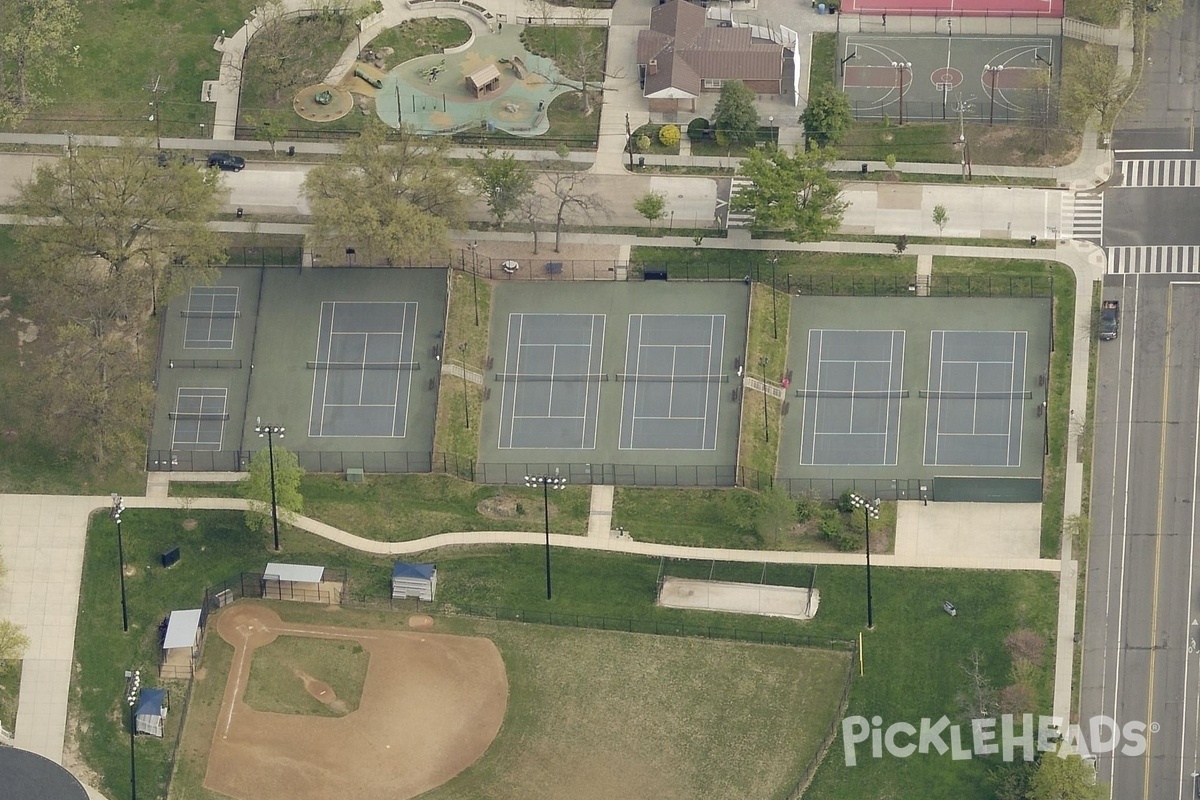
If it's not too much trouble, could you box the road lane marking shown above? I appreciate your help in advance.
[1144,282,1175,800]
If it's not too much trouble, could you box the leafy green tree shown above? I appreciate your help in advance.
[713,80,760,146]
[1029,747,1106,800]
[755,486,795,548]
[933,203,949,233]
[0,0,80,126]
[471,149,533,229]
[730,144,847,242]
[801,86,853,148]
[1060,43,1131,132]
[247,110,292,155]
[988,759,1036,800]
[242,445,304,539]
[633,191,667,228]
[302,119,463,264]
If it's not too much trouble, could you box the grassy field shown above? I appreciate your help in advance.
[367,18,472,64]
[739,281,791,481]
[72,507,1058,799]
[172,473,593,540]
[629,246,918,291]
[243,635,369,717]
[433,270,493,466]
[933,257,1074,558]
[0,658,19,736]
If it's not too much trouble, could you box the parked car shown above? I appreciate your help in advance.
[206,152,245,171]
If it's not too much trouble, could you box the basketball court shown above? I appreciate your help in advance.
[840,34,1058,122]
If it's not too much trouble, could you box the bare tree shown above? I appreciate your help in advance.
[538,163,608,252]
[518,184,549,254]
[529,9,619,116]
[956,649,996,720]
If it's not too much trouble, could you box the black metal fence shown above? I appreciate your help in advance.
[782,477,928,502]
[204,570,348,608]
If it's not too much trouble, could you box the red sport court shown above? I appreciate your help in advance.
[839,0,1062,17]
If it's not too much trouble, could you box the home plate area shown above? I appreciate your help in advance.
[204,604,508,800]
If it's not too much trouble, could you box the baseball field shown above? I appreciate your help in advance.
[169,601,852,800]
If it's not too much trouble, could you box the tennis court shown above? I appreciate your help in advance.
[618,314,727,451]
[183,287,240,349]
[170,387,228,450]
[308,301,420,438]
[495,313,607,450]
[923,330,1029,467]
[839,0,1061,15]
[840,34,1058,122]
[797,330,906,466]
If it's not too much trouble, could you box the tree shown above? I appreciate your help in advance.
[0,619,29,662]
[755,486,796,548]
[302,119,463,265]
[243,1,343,104]
[1060,43,1132,133]
[539,165,608,252]
[518,187,548,255]
[13,139,224,464]
[247,110,292,155]
[801,86,853,148]
[730,144,847,243]
[989,759,1036,800]
[713,80,760,146]
[955,649,995,719]
[0,0,80,126]
[933,204,949,234]
[471,149,533,229]
[634,191,667,228]
[528,11,613,115]
[1029,747,1107,800]
[242,445,304,539]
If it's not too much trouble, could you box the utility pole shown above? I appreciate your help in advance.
[146,75,165,150]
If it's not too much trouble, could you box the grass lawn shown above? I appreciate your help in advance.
[811,33,837,97]
[172,473,593,539]
[739,281,790,481]
[73,508,1059,800]
[433,270,493,466]
[18,0,246,136]
[630,245,918,292]
[933,257,1073,558]
[520,27,607,82]
[0,658,19,736]
[367,18,472,64]
[632,123,681,155]
[0,226,145,494]
[243,635,368,717]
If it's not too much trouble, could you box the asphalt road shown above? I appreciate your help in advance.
[1103,183,1200,246]
[1083,275,1200,799]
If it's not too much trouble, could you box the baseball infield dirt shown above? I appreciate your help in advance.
[203,604,507,800]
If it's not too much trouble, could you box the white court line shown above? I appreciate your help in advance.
[936,432,1012,438]
[399,302,417,438]
[706,315,725,451]
[633,414,708,421]
[941,358,1019,364]
[1012,331,1028,467]
[511,413,588,421]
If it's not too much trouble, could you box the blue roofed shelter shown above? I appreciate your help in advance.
[135,688,168,737]
[392,562,437,601]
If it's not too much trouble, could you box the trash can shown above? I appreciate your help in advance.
[287,145,295,157]
[638,157,645,168]
[861,163,868,174]
[818,3,826,13]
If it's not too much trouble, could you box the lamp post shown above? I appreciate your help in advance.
[125,669,141,800]
[62,131,75,205]
[468,241,480,326]
[985,64,1004,126]
[892,61,911,124]
[110,494,130,632]
[848,493,879,629]
[255,419,284,551]
[769,254,779,339]
[458,342,471,429]
[758,355,770,443]
[525,471,567,600]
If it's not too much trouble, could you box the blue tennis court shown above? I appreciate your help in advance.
[617,314,726,451]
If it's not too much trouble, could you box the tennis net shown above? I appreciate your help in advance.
[180,310,241,319]
[168,359,243,369]
[919,390,1034,400]
[493,373,609,382]
[168,412,230,421]
[307,361,421,371]
[794,389,909,399]
[615,373,730,383]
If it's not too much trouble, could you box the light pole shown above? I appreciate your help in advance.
[110,494,130,632]
[458,342,471,429]
[62,131,75,205]
[525,471,567,600]
[255,419,285,551]
[758,355,770,443]
[985,64,1004,126]
[125,669,141,800]
[849,493,879,629]
[769,254,779,339]
[468,241,480,326]
[892,61,911,125]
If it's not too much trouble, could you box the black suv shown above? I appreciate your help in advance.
[206,152,246,171]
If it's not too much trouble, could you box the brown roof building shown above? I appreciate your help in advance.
[637,0,784,112]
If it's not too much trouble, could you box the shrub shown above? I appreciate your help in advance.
[796,494,821,523]
[636,134,652,153]
[687,117,709,141]
[658,124,680,147]
[837,489,856,513]
[819,516,863,552]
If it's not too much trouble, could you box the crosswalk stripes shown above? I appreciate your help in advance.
[726,177,755,229]
[1115,159,1200,188]
[1062,193,1103,243]
[1106,246,1200,274]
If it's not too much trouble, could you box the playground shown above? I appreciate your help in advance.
[839,33,1059,123]
[373,25,577,136]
